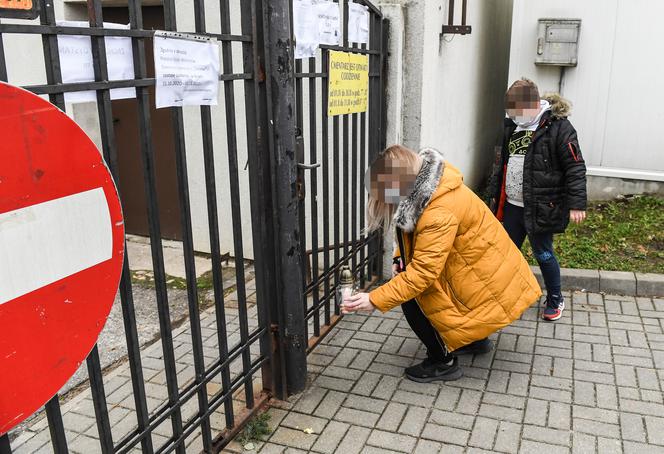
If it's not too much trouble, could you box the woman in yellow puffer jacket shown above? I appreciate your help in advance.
[343,145,541,382]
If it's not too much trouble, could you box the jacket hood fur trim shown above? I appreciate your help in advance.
[394,148,445,232]
[542,92,572,118]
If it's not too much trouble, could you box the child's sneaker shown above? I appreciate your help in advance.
[542,294,565,321]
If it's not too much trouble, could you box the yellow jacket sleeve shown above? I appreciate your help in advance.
[370,209,458,312]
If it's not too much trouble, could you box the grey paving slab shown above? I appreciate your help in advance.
[239,292,664,454]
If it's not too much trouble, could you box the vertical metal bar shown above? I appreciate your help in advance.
[243,0,282,398]
[260,0,289,401]
[0,34,8,82]
[161,0,212,449]
[126,0,186,448]
[332,114,340,313]
[359,36,367,287]
[448,0,455,27]
[189,0,235,431]
[294,56,307,340]
[123,3,161,451]
[340,0,349,277]
[380,19,389,152]
[78,6,122,449]
[265,0,308,396]
[38,2,68,450]
[366,11,380,281]
[120,3,158,452]
[343,112,349,263]
[218,0,256,409]
[117,258,155,454]
[351,110,358,274]
[308,55,320,337]
[321,49,331,327]
[359,105,366,287]
[0,434,10,454]
[86,347,114,453]
[341,0,349,47]
[376,17,387,277]
[462,0,467,26]
[38,0,64,107]
[45,398,68,454]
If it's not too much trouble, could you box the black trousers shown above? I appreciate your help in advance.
[401,299,452,361]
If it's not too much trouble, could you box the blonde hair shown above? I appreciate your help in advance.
[366,145,421,233]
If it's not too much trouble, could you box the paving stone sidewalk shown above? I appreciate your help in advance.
[9,301,263,454]
[225,291,664,454]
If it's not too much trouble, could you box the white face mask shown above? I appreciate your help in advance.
[383,187,404,204]
[510,114,537,125]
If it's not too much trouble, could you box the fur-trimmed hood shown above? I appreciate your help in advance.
[542,92,572,118]
[394,148,461,232]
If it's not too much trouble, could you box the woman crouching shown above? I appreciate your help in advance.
[342,145,541,382]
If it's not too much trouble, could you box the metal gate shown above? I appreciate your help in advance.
[295,4,387,351]
[0,0,387,452]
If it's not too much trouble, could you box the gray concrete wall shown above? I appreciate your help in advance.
[588,176,664,201]
[378,0,513,189]
[508,0,664,186]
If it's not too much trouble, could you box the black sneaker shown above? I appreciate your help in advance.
[452,338,493,356]
[542,294,565,321]
[404,357,463,382]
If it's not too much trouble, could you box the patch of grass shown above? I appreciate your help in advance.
[130,270,217,291]
[522,195,664,274]
[236,412,271,447]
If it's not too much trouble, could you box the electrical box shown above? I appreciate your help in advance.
[535,18,581,67]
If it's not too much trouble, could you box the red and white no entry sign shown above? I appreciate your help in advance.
[0,82,124,435]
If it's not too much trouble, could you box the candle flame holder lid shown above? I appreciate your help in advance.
[340,266,354,286]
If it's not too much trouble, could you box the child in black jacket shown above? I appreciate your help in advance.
[491,78,587,321]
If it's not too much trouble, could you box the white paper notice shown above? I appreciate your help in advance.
[315,1,341,46]
[348,2,370,44]
[154,32,220,109]
[57,21,136,104]
[293,0,318,59]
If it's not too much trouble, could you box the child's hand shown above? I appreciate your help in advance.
[570,210,586,224]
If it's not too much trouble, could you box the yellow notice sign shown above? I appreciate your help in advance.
[328,51,369,116]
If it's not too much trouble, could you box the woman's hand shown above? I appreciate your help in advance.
[392,263,401,277]
[341,292,376,314]
[570,210,586,224]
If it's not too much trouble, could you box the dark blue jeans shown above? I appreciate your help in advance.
[503,202,562,298]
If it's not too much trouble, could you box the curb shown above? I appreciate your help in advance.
[529,266,664,298]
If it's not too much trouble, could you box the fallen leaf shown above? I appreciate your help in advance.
[303,428,315,434]
[243,442,255,451]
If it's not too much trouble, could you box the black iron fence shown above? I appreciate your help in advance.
[0,0,386,452]
[295,2,387,351]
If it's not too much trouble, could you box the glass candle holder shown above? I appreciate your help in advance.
[337,265,355,310]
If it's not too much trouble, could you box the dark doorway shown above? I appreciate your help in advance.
[106,6,182,240]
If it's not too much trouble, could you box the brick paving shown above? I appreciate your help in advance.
[224,291,664,454]
[9,289,664,453]
[9,300,264,454]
